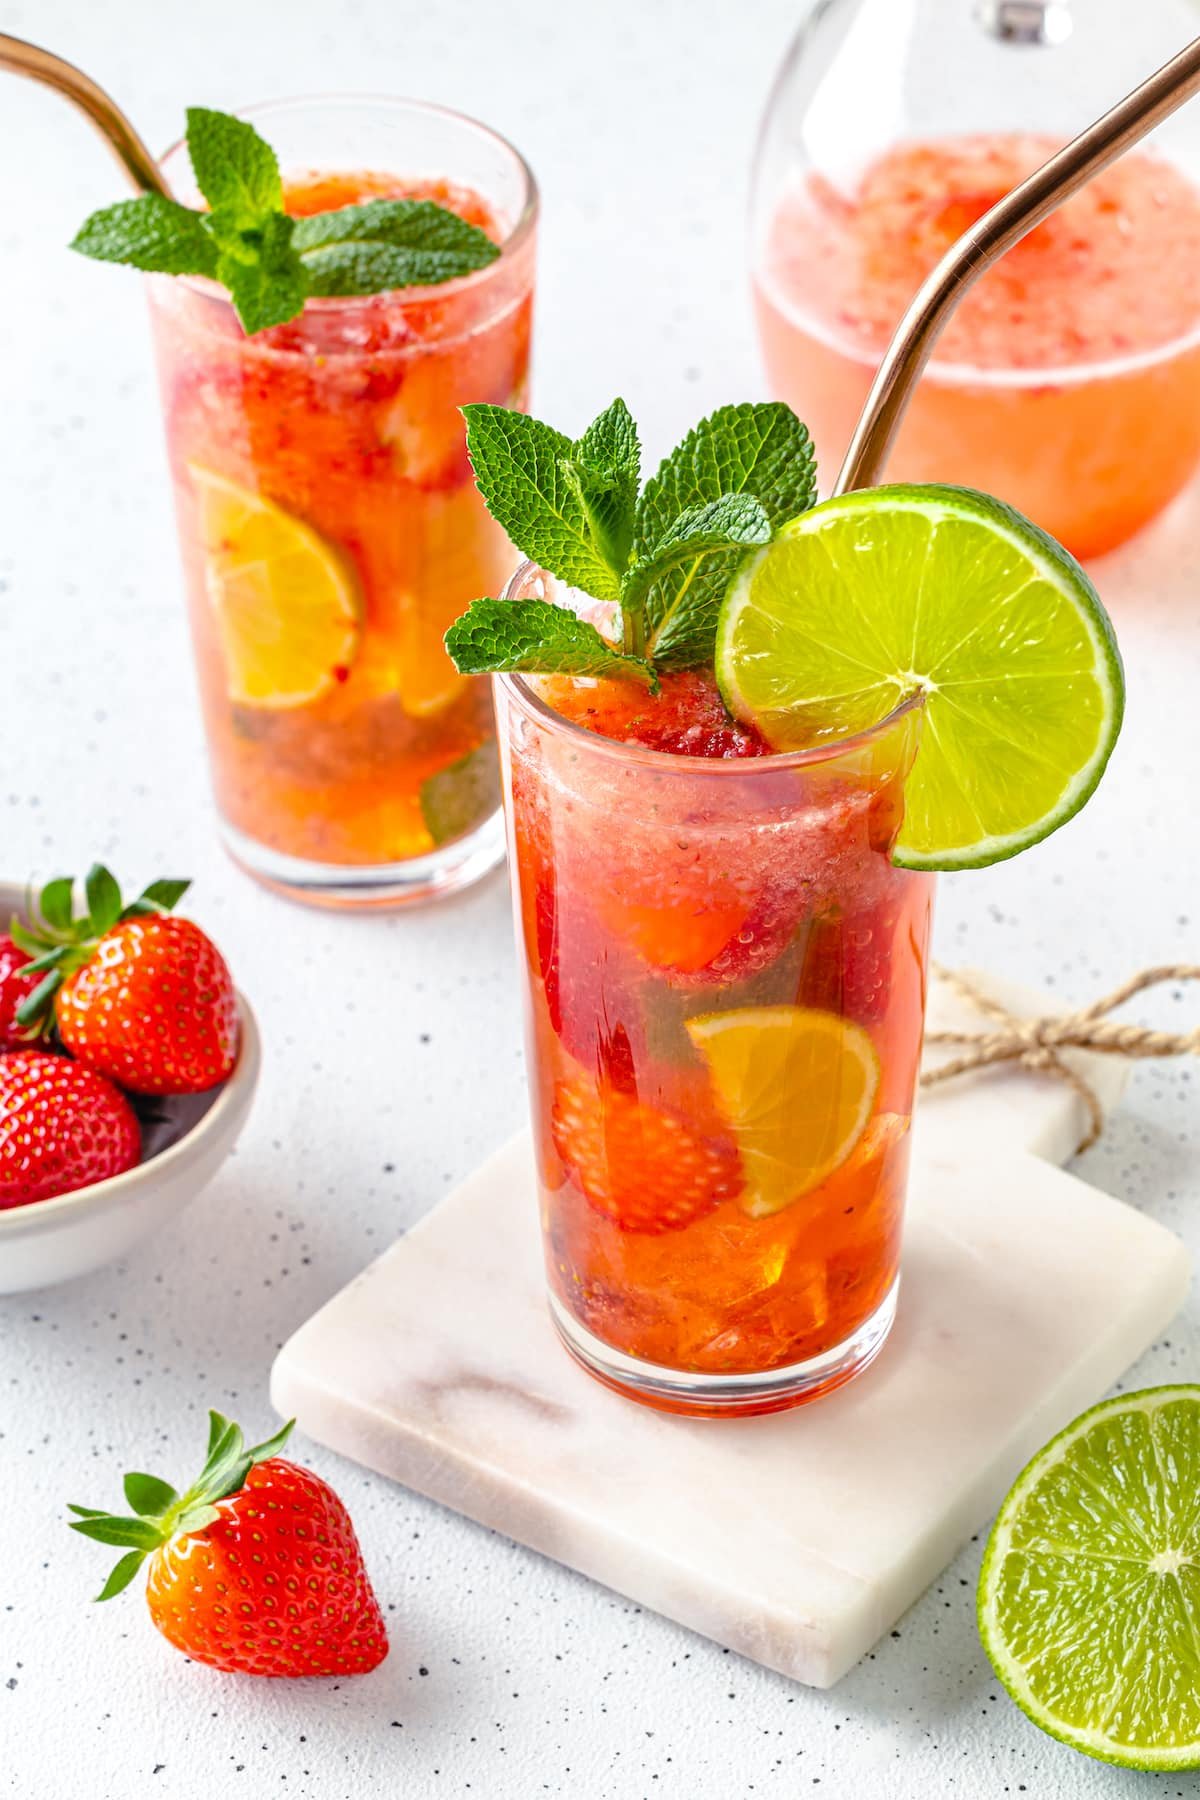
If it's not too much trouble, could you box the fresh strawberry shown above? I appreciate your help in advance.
[0,1051,140,1208]
[541,669,770,759]
[0,936,41,1051]
[69,1412,388,1679]
[552,1074,741,1233]
[56,915,238,1095]
[15,866,238,1095]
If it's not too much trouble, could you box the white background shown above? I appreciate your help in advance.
[1,1,1199,1795]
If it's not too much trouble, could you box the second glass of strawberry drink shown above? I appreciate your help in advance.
[149,98,537,906]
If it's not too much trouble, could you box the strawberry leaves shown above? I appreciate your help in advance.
[10,865,192,1036]
[85,865,123,935]
[68,1411,295,1603]
[35,877,74,934]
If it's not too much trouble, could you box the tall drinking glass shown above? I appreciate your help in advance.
[149,97,537,907]
[497,566,935,1418]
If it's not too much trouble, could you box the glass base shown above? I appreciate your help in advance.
[219,811,506,911]
[547,1281,899,1418]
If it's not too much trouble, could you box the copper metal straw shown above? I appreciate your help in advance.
[0,33,170,198]
[835,32,1200,495]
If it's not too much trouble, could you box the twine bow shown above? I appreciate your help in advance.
[920,963,1200,1152]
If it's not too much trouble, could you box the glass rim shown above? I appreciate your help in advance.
[158,91,539,310]
[495,560,925,776]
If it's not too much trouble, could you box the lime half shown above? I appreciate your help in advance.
[979,1386,1200,1771]
[715,485,1124,870]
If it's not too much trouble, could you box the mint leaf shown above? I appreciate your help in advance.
[446,598,655,689]
[293,199,499,295]
[576,397,640,487]
[464,407,625,602]
[563,398,640,575]
[633,403,816,668]
[216,212,307,335]
[186,107,282,223]
[621,493,770,613]
[71,196,218,278]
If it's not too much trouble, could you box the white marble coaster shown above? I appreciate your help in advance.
[272,974,1190,1688]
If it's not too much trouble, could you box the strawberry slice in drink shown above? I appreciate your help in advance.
[534,874,645,1091]
[551,1073,742,1234]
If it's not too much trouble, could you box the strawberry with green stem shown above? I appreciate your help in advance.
[12,865,238,1095]
[69,1412,388,1678]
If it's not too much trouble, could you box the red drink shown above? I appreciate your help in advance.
[150,99,536,905]
[755,133,1200,558]
[497,569,933,1417]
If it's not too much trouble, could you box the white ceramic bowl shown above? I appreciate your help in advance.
[0,881,260,1293]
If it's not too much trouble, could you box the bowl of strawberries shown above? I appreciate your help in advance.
[0,866,260,1292]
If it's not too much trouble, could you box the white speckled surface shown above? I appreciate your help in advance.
[1,1,1199,1795]
[269,985,1185,1691]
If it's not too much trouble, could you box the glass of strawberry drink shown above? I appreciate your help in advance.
[497,569,932,1416]
[149,99,537,906]
[453,386,1119,1418]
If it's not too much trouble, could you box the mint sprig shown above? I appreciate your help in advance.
[446,398,815,688]
[10,864,191,1038]
[71,107,501,335]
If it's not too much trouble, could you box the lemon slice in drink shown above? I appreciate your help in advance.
[715,485,1124,870]
[686,1006,879,1217]
[191,466,362,708]
[979,1387,1200,1771]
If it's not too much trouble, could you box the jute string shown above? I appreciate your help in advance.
[920,964,1200,1152]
